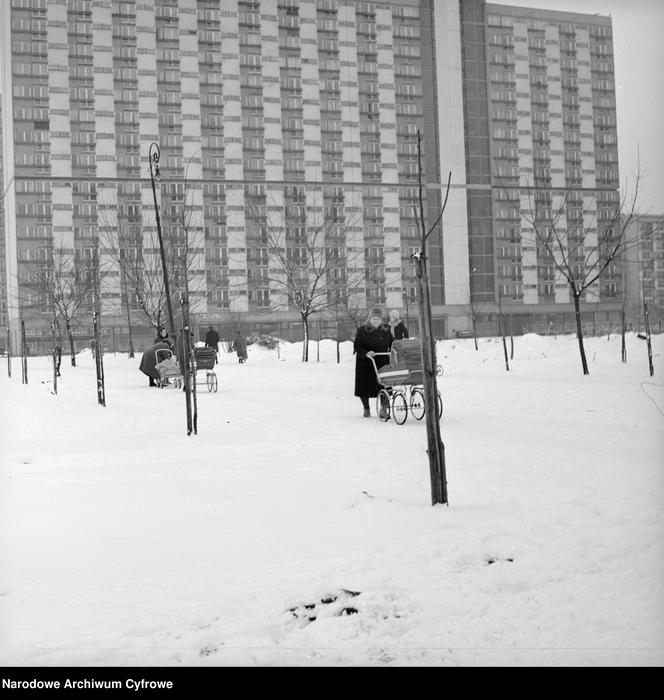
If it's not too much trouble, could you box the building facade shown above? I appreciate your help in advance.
[460,0,623,334]
[0,0,628,348]
[624,214,664,329]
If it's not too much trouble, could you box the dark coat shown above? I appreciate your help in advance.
[205,328,220,348]
[139,339,174,380]
[233,334,247,359]
[353,324,392,398]
[389,321,409,341]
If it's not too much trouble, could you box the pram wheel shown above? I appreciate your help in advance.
[409,388,443,419]
[410,389,425,420]
[376,389,391,422]
[391,391,408,425]
[206,372,218,393]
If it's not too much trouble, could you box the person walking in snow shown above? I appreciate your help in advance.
[353,307,392,418]
[232,331,247,363]
[388,308,409,343]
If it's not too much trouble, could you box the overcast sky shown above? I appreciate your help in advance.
[501,0,664,214]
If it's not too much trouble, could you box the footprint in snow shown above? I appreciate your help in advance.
[286,588,361,626]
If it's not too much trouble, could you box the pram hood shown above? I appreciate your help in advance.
[390,339,422,369]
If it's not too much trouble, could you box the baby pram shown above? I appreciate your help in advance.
[154,348,183,389]
[367,338,442,424]
[192,346,218,392]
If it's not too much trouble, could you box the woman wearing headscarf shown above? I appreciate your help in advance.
[353,307,392,417]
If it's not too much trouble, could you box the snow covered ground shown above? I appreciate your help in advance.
[0,332,662,667]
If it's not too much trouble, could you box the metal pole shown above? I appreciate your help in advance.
[149,143,175,336]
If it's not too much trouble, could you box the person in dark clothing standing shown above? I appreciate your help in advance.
[205,325,220,363]
[232,331,247,363]
[205,325,220,350]
[353,307,392,418]
[388,309,409,342]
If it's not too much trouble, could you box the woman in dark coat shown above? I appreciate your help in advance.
[232,331,247,363]
[353,307,392,417]
[139,327,175,387]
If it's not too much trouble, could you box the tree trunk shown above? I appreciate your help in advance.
[509,314,514,360]
[124,279,135,358]
[415,256,447,506]
[66,319,76,366]
[621,304,627,363]
[180,297,196,435]
[414,129,448,507]
[51,321,58,395]
[301,314,309,362]
[573,290,589,375]
[7,327,11,378]
[498,311,509,371]
[21,319,28,384]
[93,311,106,406]
[643,297,654,377]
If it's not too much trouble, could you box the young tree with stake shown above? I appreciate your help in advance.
[18,244,94,367]
[247,187,366,362]
[412,132,450,506]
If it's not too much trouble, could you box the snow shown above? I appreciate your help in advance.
[0,332,663,667]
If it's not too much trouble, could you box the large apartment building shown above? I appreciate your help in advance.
[0,0,625,346]
[624,214,664,329]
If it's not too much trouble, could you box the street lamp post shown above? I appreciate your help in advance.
[149,142,175,335]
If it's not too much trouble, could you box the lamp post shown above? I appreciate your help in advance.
[149,142,175,335]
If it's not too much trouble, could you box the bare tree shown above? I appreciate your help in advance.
[99,172,204,337]
[100,220,169,332]
[159,161,206,318]
[248,188,366,362]
[518,172,650,375]
[18,244,94,366]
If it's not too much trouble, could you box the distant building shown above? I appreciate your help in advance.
[623,214,664,329]
[0,0,625,348]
